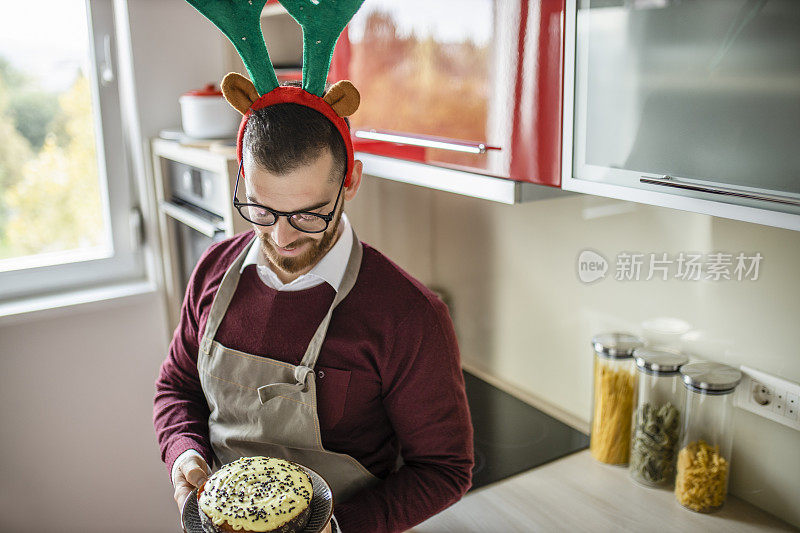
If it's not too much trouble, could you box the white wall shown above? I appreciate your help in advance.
[346,175,800,529]
[119,0,228,140]
[0,294,177,532]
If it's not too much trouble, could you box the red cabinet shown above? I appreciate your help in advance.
[331,0,565,186]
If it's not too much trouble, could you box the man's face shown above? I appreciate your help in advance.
[243,148,345,278]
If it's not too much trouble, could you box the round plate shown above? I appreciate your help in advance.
[182,465,333,533]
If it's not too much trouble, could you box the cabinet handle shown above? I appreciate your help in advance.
[639,176,800,207]
[354,129,500,154]
[160,201,224,238]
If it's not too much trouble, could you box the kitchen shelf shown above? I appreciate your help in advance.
[152,140,569,205]
[151,138,235,174]
[356,153,571,205]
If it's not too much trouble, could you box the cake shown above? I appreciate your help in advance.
[197,456,313,533]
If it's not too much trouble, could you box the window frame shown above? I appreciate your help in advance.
[0,0,146,305]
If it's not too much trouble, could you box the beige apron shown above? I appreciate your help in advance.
[197,227,380,504]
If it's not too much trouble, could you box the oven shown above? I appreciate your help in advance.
[160,195,226,293]
[151,139,248,332]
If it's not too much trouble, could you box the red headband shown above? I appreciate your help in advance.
[236,86,354,187]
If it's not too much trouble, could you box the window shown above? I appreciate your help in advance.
[0,0,144,304]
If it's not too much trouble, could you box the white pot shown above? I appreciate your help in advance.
[179,84,241,139]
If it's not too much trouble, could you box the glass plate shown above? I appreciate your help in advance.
[182,465,333,533]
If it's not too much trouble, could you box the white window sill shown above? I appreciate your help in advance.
[0,280,159,327]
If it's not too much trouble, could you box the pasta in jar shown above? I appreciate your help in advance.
[589,333,642,465]
[630,402,681,484]
[675,440,729,512]
[629,349,687,486]
[675,362,741,513]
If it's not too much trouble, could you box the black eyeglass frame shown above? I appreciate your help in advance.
[232,159,347,234]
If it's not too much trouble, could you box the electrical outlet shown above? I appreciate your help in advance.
[787,394,799,421]
[752,382,772,406]
[735,366,800,432]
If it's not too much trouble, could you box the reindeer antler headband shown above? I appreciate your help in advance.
[185,0,365,186]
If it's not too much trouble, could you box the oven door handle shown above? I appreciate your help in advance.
[160,201,224,238]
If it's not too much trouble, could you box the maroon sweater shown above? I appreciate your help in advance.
[153,230,473,532]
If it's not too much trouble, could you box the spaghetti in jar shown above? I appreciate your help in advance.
[589,333,643,465]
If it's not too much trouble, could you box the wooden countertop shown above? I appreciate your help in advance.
[410,450,796,532]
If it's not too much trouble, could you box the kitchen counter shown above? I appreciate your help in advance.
[410,450,796,532]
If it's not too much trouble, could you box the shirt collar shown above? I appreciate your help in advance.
[240,213,353,292]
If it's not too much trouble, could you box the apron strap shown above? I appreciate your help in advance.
[199,234,258,356]
[298,227,363,369]
[257,364,313,404]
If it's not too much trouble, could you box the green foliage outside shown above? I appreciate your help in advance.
[0,56,105,261]
[9,91,61,151]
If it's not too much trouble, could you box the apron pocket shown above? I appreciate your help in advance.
[315,365,350,429]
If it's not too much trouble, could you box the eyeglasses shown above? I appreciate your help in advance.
[232,159,346,234]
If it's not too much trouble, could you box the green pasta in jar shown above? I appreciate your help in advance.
[630,402,681,484]
[629,349,688,487]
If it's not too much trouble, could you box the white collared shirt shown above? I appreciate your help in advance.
[239,213,353,293]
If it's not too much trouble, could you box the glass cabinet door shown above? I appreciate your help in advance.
[344,0,494,173]
[335,0,565,186]
[569,0,800,219]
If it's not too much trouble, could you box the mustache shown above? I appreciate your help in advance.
[258,233,314,249]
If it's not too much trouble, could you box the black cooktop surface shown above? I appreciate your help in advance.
[464,371,589,490]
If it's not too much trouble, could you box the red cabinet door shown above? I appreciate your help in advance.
[331,0,564,186]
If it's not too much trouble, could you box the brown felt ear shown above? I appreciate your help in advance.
[221,72,260,115]
[323,80,360,117]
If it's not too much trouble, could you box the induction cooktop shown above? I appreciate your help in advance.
[463,371,590,490]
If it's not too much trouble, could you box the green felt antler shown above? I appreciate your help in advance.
[279,0,365,96]
[185,0,279,96]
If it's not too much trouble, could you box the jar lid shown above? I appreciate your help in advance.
[182,83,223,97]
[633,348,688,374]
[680,362,742,393]
[591,333,644,359]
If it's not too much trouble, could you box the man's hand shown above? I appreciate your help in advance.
[171,456,331,532]
[172,454,210,512]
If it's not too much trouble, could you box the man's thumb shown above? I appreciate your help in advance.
[181,458,209,487]
[186,468,208,487]
[187,468,208,487]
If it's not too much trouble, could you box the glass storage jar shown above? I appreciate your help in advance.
[629,349,688,486]
[675,362,741,513]
[590,333,644,465]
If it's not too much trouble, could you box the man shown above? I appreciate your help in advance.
[153,83,474,532]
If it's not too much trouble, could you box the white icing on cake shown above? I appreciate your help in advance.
[199,456,313,532]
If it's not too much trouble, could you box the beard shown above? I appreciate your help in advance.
[258,206,344,277]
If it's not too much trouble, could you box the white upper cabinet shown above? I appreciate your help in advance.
[562,0,800,231]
